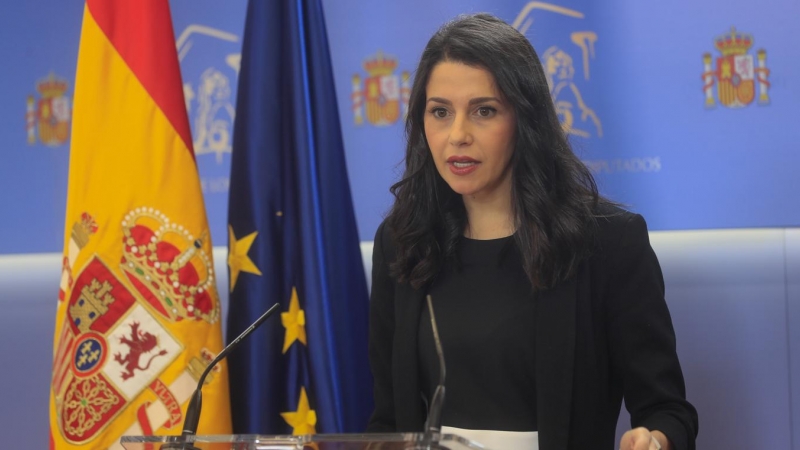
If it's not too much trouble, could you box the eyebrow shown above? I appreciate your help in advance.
[426,96,501,106]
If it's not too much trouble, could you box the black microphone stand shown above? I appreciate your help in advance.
[422,295,446,450]
[161,302,281,449]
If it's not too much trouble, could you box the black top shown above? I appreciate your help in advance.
[418,236,538,431]
[367,206,699,450]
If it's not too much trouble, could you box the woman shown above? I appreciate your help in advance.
[367,13,698,450]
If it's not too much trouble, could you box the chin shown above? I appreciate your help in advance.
[444,181,479,197]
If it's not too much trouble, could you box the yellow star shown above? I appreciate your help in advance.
[227,225,262,292]
[280,387,317,435]
[281,287,307,353]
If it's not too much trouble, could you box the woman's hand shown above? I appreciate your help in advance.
[619,427,670,450]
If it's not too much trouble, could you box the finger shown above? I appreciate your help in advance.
[620,435,645,450]
[649,435,662,450]
[633,434,653,450]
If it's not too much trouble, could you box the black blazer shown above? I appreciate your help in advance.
[367,207,698,450]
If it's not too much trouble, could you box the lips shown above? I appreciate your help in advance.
[446,156,479,175]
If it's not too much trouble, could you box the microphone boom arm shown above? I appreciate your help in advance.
[424,295,446,435]
[181,302,281,437]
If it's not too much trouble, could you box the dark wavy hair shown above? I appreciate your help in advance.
[386,13,604,290]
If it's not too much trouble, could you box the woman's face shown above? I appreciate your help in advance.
[424,61,516,203]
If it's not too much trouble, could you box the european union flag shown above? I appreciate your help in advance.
[226,0,372,434]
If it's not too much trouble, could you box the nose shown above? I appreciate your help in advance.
[448,113,472,147]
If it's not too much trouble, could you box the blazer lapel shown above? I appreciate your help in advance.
[392,283,426,431]
[536,275,577,450]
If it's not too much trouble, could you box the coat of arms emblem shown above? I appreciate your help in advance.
[52,207,223,444]
[702,27,770,108]
[351,51,410,126]
[26,73,72,146]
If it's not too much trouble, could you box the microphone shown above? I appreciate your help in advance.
[179,302,281,442]
[423,294,446,444]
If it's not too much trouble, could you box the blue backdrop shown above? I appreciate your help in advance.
[1,1,800,450]
[2,0,798,255]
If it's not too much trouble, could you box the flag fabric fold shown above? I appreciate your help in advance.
[49,1,231,448]
[226,0,373,435]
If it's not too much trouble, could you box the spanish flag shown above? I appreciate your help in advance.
[49,1,231,448]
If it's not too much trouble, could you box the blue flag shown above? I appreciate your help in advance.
[226,0,372,434]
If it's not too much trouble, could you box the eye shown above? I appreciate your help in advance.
[429,107,449,118]
[476,106,496,117]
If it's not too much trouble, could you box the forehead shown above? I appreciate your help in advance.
[425,61,500,98]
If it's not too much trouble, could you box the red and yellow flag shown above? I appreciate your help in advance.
[50,1,231,448]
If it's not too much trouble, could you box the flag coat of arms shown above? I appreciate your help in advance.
[49,1,231,448]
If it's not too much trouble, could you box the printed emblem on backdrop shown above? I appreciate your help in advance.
[702,27,770,109]
[513,2,602,138]
[351,51,411,126]
[513,2,661,174]
[52,208,223,443]
[26,73,72,146]
[177,25,241,165]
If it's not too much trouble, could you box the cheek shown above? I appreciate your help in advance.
[497,123,516,161]
[423,120,432,145]
[486,127,515,159]
[424,121,445,152]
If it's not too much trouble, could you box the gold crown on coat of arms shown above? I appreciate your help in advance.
[362,51,398,77]
[120,207,219,323]
[36,73,69,98]
[714,27,753,56]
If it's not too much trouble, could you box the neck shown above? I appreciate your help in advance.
[462,192,514,240]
